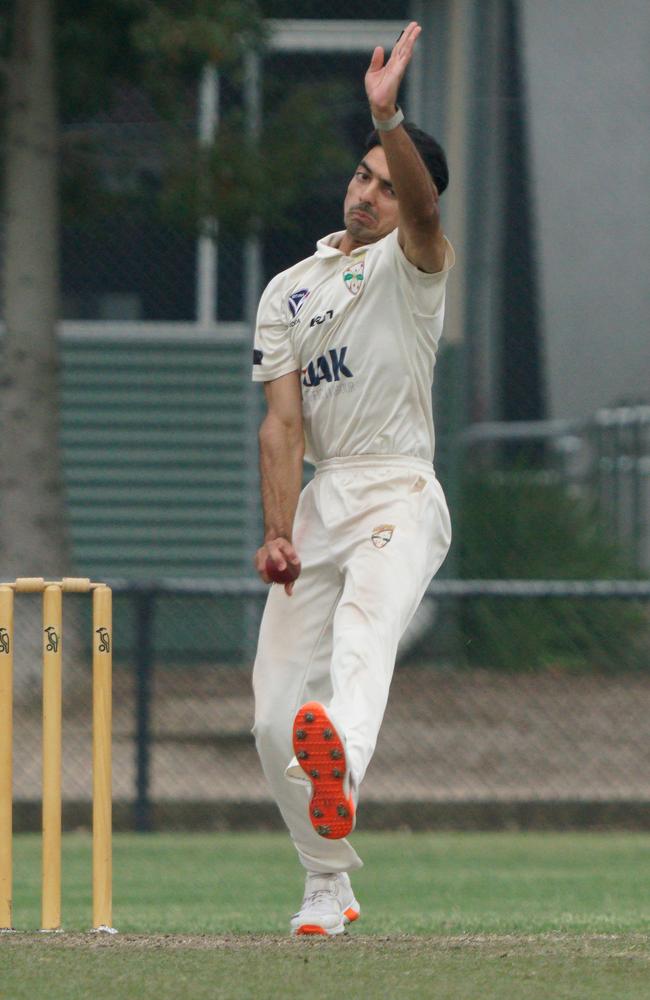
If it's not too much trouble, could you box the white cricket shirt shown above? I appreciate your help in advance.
[252,228,454,467]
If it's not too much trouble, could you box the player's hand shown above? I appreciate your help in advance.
[255,537,301,596]
[365,21,421,118]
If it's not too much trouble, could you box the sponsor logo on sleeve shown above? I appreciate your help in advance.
[288,288,310,318]
[253,349,263,365]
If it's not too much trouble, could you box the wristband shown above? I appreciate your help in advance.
[371,105,404,132]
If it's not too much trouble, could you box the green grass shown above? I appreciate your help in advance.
[1,832,649,999]
[1,935,649,1000]
[7,831,650,935]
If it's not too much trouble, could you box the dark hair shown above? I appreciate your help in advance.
[364,122,449,195]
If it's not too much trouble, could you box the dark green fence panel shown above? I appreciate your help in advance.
[60,334,257,659]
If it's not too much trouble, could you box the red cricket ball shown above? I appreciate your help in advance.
[265,557,300,585]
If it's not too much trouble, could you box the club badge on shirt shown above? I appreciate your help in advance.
[343,259,365,296]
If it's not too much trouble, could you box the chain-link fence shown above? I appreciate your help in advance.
[461,407,650,577]
[57,10,416,328]
[3,4,649,832]
[7,577,650,832]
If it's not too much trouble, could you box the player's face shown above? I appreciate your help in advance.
[343,145,399,245]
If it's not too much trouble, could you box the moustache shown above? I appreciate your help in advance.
[350,204,377,220]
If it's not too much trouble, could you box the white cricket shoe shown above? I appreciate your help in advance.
[290,871,361,937]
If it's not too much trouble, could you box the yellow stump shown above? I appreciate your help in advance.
[92,586,113,931]
[41,585,63,931]
[0,587,14,930]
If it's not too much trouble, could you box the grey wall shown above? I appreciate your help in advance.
[522,0,650,420]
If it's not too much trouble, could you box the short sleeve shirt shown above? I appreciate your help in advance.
[252,228,454,467]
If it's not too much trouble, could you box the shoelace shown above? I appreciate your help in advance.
[302,878,340,908]
[305,888,338,905]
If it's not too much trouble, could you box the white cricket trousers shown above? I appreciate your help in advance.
[252,455,451,874]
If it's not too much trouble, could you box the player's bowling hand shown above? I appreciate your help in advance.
[255,538,301,596]
[365,21,421,116]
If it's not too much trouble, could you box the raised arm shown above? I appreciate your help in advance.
[365,21,446,273]
[254,370,304,595]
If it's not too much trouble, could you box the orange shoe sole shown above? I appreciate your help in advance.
[292,702,355,840]
[294,924,329,936]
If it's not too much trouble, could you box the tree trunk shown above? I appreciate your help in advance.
[1,1,81,698]
[1,0,70,578]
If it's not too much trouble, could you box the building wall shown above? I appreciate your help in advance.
[521,0,650,419]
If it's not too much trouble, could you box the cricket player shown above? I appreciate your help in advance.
[251,22,454,935]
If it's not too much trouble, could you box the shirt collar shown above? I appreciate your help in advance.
[315,230,375,259]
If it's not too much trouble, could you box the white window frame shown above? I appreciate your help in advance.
[60,18,413,342]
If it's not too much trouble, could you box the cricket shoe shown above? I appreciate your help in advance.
[290,871,361,937]
[292,701,356,839]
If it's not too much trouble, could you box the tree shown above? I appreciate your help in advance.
[0,0,350,583]
[1,0,64,581]
[0,1,264,578]
[0,1,350,697]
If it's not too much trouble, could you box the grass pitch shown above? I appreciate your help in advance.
[1,831,649,999]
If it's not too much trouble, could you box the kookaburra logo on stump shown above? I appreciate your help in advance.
[44,626,59,653]
[96,627,111,653]
[371,524,395,548]
[0,628,9,654]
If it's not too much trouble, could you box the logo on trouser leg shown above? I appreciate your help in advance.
[371,524,395,548]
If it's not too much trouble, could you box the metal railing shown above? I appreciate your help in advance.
[112,578,650,830]
[462,407,650,572]
[6,575,650,832]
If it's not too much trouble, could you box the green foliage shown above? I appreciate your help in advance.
[161,83,354,235]
[455,473,649,671]
[18,0,355,237]
[54,1,265,120]
[130,0,266,117]
[131,0,266,69]
[459,472,636,579]
[257,82,355,233]
[56,0,146,119]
